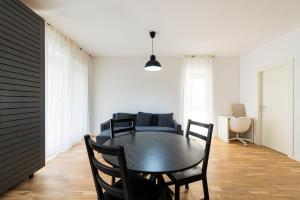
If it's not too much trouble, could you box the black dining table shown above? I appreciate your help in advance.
[103,131,205,190]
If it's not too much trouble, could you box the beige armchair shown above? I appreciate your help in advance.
[228,104,252,146]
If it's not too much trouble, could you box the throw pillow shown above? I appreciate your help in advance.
[136,112,152,126]
[151,114,159,126]
[115,113,132,127]
[158,113,173,127]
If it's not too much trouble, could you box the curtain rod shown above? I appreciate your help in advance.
[190,55,215,58]
[46,22,92,57]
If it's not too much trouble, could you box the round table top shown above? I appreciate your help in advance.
[103,132,204,174]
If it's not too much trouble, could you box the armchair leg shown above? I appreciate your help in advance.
[202,177,209,200]
[175,185,180,200]
[229,133,251,146]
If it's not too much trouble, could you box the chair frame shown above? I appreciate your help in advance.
[110,117,136,138]
[84,135,133,200]
[109,118,136,184]
[167,119,214,200]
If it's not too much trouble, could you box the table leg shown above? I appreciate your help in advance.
[159,176,174,195]
[149,174,157,183]
[149,174,174,199]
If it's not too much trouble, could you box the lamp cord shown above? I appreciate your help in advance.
[152,38,153,55]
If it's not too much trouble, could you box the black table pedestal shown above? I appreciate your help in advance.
[149,174,174,196]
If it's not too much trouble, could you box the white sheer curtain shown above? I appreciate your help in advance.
[182,56,213,129]
[45,24,90,159]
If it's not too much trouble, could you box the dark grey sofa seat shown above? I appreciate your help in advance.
[96,128,131,145]
[136,126,177,133]
[96,129,111,145]
[97,112,183,145]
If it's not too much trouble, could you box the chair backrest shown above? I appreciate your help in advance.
[186,119,214,175]
[232,104,245,117]
[84,135,133,200]
[110,117,136,138]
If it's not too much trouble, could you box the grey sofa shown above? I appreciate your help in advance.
[96,112,183,144]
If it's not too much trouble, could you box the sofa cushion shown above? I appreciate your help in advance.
[136,126,177,134]
[97,127,134,144]
[151,114,159,126]
[116,113,132,119]
[114,113,133,127]
[96,129,111,145]
[136,112,152,126]
[158,113,173,127]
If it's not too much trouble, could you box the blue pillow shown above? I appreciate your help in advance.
[115,113,132,127]
[158,113,173,127]
[136,112,152,126]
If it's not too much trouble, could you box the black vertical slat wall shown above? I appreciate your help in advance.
[0,0,45,194]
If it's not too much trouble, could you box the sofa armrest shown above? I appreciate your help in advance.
[173,120,183,135]
[100,120,110,132]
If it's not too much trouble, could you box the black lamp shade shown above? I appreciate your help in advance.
[145,55,161,71]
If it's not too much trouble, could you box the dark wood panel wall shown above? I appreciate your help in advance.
[0,0,45,194]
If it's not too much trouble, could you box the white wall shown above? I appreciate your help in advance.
[240,28,300,161]
[90,56,240,135]
[213,57,240,131]
[90,57,184,133]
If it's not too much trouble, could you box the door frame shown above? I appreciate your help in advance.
[258,58,294,158]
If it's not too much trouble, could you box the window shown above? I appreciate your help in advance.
[183,56,213,129]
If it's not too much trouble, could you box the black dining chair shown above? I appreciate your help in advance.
[166,119,214,200]
[110,117,136,184]
[110,117,135,138]
[84,135,166,200]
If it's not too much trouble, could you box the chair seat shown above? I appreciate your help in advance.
[104,174,171,200]
[169,165,203,182]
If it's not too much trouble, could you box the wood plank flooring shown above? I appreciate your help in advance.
[1,138,300,200]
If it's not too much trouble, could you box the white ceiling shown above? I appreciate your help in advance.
[23,0,300,57]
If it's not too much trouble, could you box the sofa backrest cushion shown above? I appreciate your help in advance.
[136,112,152,126]
[113,113,134,126]
[158,113,174,127]
[112,112,174,127]
[151,114,159,126]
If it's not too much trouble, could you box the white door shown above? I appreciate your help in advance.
[261,64,293,156]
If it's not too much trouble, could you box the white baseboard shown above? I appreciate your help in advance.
[293,154,300,162]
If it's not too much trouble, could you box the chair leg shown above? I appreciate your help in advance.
[185,184,189,190]
[229,133,250,146]
[175,185,180,200]
[202,177,209,200]
[111,165,116,184]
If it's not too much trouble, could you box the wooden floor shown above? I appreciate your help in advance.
[2,138,300,200]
